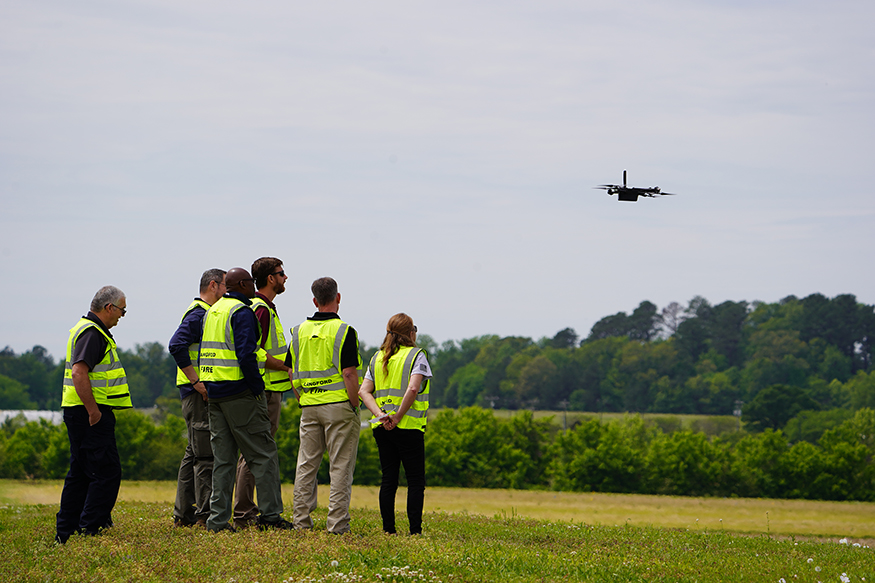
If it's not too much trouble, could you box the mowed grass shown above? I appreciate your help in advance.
[3,480,874,541]
[1,499,873,583]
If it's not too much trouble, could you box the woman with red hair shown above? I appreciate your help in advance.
[359,313,432,535]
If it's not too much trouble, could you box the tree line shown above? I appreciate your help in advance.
[1,404,872,502]
[2,292,874,437]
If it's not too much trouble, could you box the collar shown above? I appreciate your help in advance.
[223,291,253,305]
[254,291,277,311]
[84,311,114,339]
[308,311,340,321]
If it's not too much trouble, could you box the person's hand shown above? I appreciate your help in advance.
[193,381,208,401]
[88,409,102,426]
[383,413,399,431]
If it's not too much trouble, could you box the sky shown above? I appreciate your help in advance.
[1,0,874,360]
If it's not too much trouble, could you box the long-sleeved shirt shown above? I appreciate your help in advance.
[168,299,207,399]
[203,291,265,401]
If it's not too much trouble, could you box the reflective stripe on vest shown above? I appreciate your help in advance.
[62,318,132,409]
[371,346,429,431]
[175,298,211,387]
[289,318,362,406]
[199,297,250,382]
[251,296,292,393]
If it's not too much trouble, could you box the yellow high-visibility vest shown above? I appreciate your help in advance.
[62,318,132,409]
[251,296,292,393]
[289,318,362,406]
[175,298,211,387]
[369,346,429,431]
[199,296,251,383]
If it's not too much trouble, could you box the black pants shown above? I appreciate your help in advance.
[373,426,425,534]
[56,405,121,543]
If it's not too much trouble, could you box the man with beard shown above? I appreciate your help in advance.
[233,257,295,529]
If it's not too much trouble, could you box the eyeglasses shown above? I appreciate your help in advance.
[414,326,418,332]
[270,270,286,278]
[108,303,127,316]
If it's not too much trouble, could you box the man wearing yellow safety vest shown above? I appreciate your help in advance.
[168,268,226,528]
[287,277,362,534]
[199,267,291,532]
[233,257,295,529]
[56,286,132,544]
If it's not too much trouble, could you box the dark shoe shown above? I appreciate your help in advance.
[195,519,207,528]
[173,517,195,528]
[256,516,293,531]
[233,517,257,530]
[208,523,237,533]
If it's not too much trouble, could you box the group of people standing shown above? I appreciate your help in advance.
[54,258,432,544]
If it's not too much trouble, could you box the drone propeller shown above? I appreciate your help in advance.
[623,170,627,187]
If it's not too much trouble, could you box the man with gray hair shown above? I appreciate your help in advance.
[56,286,132,544]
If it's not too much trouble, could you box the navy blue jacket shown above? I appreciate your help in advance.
[168,300,207,399]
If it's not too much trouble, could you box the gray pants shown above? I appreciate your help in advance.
[233,390,283,523]
[174,392,212,524]
[293,401,360,534]
[208,391,283,530]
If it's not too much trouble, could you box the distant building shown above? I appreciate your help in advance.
[0,410,63,425]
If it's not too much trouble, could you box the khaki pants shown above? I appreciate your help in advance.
[233,390,283,523]
[293,401,360,534]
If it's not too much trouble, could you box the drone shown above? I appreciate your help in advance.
[595,170,677,202]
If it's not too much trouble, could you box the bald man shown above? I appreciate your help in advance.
[198,268,289,531]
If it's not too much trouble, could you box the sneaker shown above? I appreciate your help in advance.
[256,516,293,531]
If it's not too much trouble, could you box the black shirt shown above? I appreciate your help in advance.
[70,312,113,371]
[285,312,359,370]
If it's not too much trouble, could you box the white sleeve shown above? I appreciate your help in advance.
[412,352,433,379]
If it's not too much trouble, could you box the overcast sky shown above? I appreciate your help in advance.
[2,0,873,360]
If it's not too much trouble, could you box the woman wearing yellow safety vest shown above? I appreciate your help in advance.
[359,313,432,535]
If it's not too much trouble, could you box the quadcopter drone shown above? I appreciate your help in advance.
[595,170,677,202]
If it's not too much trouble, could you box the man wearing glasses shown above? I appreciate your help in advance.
[233,257,295,529]
[199,267,290,531]
[56,286,131,544]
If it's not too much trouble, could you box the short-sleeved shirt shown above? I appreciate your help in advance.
[365,351,432,382]
[283,312,360,371]
[70,312,113,372]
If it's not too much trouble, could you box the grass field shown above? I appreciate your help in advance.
[1,492,873,582]
[2,479,873,542]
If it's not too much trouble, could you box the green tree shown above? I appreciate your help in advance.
[120,342,177,408]
[548,416,652,493]
[645,431,726,496]
[742,384,819,432]
[551,328,578,349]
[425,407,547,489]
[0,345,62,409]
[783,408,855,444]
[0,374,36,410]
